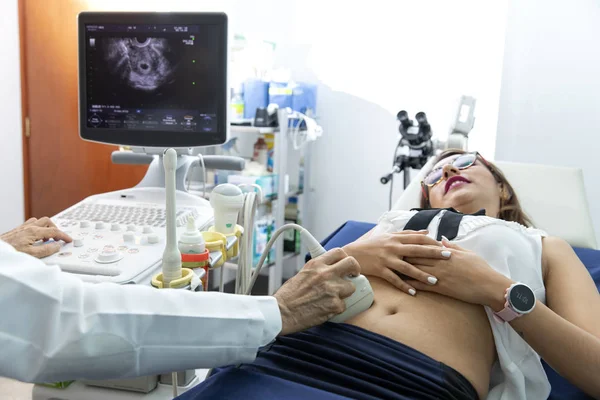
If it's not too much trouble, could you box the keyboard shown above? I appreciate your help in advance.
[41,187,214,284]
[57,202,198,228]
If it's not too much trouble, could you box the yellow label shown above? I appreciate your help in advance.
[183,261,208,269]
[231,104,244,119]
[264,133,275,150]
[268,87,293,95]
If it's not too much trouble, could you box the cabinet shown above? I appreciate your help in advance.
[190,109,317,294]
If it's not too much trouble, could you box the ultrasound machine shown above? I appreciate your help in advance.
[32,11,233,399]
[32,11,374,399]
[39,12,231,287]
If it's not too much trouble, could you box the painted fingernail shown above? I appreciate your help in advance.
[442,250,452,258]
[418,229,428,233]
[408,288,416,296]
[427,276,438,285]
[441,235,450,242]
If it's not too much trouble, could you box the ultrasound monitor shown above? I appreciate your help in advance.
[78,12,228,148]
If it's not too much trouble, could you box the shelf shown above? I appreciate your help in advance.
[224,109,313,295]
[262,189,303,204]
[230,125,277,135]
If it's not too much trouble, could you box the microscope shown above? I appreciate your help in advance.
[380,96,476,209]
[380,96,476,188]
[380,110,435,190]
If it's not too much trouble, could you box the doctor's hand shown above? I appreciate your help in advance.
[343,230,451,295]
[273,248,360,336]
[403,238,514,308]
[0,217,72,258]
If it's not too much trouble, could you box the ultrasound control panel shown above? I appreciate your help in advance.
[86,107,216,133]
[41,187,214,284]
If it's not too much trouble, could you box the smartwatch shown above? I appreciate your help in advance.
[493,282,536,322]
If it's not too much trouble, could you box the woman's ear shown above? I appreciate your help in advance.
[499,184,511,201]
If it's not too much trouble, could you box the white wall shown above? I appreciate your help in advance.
[87,0,511,240]
[495,0,600,238]
[0,0,25,233]
[4,0,509,242]
[283,0,509,240]
[87,0,295,41]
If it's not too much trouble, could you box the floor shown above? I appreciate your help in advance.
[0,378,33,400]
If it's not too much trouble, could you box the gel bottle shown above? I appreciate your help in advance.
[179,216,210,290]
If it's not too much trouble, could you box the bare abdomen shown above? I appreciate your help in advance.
[346,276,496,399]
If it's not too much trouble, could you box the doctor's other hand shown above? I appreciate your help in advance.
[273,248,360,336]
[343,230,450,295]
[0,217,73,258]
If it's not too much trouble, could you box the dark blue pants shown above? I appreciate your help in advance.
[178,322,478,400]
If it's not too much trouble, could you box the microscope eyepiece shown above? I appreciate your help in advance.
[416,112,431,135]
[397,110,412,131]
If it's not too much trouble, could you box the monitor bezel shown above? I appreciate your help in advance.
[77,11,228,148]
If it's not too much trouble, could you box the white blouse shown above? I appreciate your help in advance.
[374,209,551,400]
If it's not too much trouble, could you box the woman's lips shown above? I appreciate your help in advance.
[445,176,471,194]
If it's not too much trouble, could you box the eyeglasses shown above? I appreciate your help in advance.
[422,152,485,187]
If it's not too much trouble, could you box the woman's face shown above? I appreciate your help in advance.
[426,154,502,216]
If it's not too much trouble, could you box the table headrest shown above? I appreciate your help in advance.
[392,158,597,249]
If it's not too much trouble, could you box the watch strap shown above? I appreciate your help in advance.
[494,301,521,322]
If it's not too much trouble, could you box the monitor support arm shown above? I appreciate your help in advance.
[111,151,245,193]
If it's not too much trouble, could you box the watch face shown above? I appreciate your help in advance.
[509,284,535,313]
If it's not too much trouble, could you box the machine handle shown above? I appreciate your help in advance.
[195,156,245,172]
[380,165,401,185]
[111,151,245,172]
[111,151,155,165]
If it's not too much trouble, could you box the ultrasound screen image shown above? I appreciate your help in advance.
[104,37,177,92]
[84,24,222,133]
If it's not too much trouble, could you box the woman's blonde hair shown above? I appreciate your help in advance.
[420,149,533,227]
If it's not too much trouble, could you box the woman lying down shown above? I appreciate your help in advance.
[179,150,600,400]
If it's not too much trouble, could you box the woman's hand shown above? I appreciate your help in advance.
[343,230,452,295]
[404,238,514,308]
[0,217,72,258]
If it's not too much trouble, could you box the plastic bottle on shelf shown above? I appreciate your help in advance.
[231,86,245,121]
[179,217,210,290]
[265,133,275,172]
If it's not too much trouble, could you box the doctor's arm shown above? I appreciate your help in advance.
[0,241,357,384]
[0,241,281,383]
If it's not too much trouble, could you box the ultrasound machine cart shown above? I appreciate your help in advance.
[32,11,236,400]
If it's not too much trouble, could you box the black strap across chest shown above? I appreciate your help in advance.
[405,208,486,240]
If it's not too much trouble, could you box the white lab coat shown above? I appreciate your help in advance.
[0,240,281,384]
